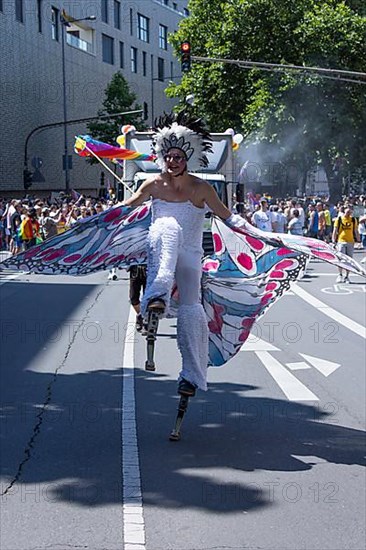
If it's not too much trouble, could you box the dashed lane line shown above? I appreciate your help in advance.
[122,307,146,550]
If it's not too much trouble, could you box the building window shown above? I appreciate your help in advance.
[143,101,148,120]
[119,41,124,68]
[131,47,137,73]
[51,7,59,41]
[114,0,120,29]
[129,8,133,35]
[158,57,165,82]
[102,34,114,64]
[173,2,177,10]
[163,0,168,5]
[159,24,167,50]
[15,0,24,22]
[142,51,147,76]
[101,0,108,23]
[170,61,174,79]
[184,8,190,16]
[0,0,3,12]
[37,0,42,32]
[137,13,149,43]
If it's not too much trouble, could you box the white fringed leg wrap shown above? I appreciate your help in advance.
[141,217,182,316]
[177,303,209,391]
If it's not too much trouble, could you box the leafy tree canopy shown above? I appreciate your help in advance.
[168,0,366,199]
[87,72,146,146]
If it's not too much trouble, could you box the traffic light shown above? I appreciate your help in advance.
[23,169,33,190]
[181,41,191,72]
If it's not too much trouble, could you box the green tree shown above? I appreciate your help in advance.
[87,71,146,147]
[168,0,366,200]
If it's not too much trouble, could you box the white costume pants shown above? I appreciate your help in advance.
[141,218,208,390]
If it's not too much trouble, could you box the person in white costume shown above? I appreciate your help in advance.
[122,112,244,396]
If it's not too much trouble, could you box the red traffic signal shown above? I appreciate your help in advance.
[180,41,191,72]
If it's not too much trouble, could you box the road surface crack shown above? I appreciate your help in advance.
[1,286,105,496]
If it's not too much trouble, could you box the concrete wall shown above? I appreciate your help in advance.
[0,0,187,195]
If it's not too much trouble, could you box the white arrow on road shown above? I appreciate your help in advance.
[299,353,341,377]
[240,338,319,401]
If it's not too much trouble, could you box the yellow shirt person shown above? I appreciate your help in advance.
[334,213,358,243]
[332,207,360,283]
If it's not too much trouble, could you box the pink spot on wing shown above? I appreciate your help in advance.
[24,246,42,259]
[261,292,274,305]
[137,205,149,219]
[81,252,99,264]
[311,250,336,261]
[266,282,278,291]
[270,270,285,279]
[92,252,110,264]
[245,236,264,251]
[103,207,122,223]
[213,233,224,254]
[277,247,292,256]
[63,254,82,263]
[237,253,253,271]
[203,259,220,272]
[43,249,66,261]
[126,211,139,224]
[39,248,54,257]
[276,259,295,270]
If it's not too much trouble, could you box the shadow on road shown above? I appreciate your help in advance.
[1,362,365,512]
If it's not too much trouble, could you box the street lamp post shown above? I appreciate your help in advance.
[60,12,96,194]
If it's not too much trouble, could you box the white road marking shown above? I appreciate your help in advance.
[299,353,341,377]
[240,337,280,352]
[255,351,319,401]
[286,362,312,371]
[292,283,366,339]
[122,307,146,550]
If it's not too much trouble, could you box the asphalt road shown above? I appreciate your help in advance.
[0,251,365,550]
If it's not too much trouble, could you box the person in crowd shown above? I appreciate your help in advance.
[251,198,275,232]
[332,205,360,283]
[10,201,23,255]
[271,205,287,233]
[40,207,58,240]
[128,265,148,332]
[358,214,366,250]
[287,209,303,235]
[323,203,333,243]
[19,207,41,249]
[308,201,326,239]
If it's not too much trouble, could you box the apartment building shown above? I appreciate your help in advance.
[0,0,188,194]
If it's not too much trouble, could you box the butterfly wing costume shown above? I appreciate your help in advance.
[2,201,364,377]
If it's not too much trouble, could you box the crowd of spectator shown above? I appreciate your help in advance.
[1,193,366,279]
[232,193,366,280]
[232,193,366,244]
[0,193,115,254]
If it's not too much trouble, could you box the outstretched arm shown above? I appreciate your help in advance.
[119,178,154,208]
[203,183,232,220]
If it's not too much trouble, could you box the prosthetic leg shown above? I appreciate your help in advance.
[145,299,165,372]
[169,380,196,441]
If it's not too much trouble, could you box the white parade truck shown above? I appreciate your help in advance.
[123,131,238,254]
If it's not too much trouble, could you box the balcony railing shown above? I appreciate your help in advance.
[66,33,95,55]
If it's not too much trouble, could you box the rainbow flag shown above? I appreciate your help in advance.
[74,135,156,162]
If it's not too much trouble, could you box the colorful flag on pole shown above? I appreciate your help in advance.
[74,135,156,162]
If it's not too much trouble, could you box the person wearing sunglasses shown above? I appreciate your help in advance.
[121,112,240,397]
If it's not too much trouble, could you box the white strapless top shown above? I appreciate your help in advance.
[151,198,206,251]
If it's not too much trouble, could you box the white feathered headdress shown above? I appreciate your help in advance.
[152,111,212,172]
